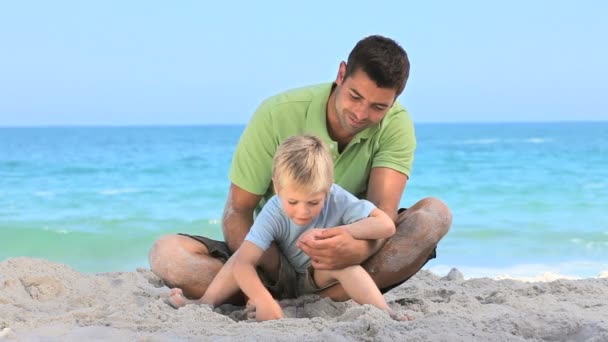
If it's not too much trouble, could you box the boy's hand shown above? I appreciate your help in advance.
[250,298,284,321]
[298,228,324,245]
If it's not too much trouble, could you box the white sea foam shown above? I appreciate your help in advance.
[583,182,607,189]
[99,188,140,195]
[494,272,582,282]
[461,138,499,145]
[524,137,552,144]
[457,137,553,145]
[427,261,608,282]
[42,226,69,234]
[570,238,608,250]
[34,191,55,197]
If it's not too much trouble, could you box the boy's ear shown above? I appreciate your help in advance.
[272,177,278,194]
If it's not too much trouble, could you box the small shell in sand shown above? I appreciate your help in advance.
[0,327,15,339]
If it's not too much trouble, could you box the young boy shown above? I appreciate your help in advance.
[169,135,408,321]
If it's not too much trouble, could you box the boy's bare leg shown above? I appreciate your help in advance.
[315,266,412,321]
[315,266,388,309]
[320,197,452,301]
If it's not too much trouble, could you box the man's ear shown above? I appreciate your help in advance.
[335,61,347,85]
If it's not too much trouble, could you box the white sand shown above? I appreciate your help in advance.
[1,257,607,341]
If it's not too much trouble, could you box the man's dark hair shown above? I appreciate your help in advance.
[345,35,410,96]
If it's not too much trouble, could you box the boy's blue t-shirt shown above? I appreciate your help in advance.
[244,184,376,273]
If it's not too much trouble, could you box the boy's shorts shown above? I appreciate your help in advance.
[180,234,305,299]
[298,266,339,295]
[182,233,338,299]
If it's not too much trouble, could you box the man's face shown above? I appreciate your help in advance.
[332,65,397,137]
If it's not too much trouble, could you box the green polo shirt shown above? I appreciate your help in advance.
[229,83,416,211]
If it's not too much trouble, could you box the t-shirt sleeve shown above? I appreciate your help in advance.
[229,99,278,195]
[372,105,416,177]
[333,185,377,224]
[244,196,285,250]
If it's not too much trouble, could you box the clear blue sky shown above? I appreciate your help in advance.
[1,1,606,126]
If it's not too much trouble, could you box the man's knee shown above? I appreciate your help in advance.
[149,235,178,279]
[402,197,452,239]
[421,197,452,234]
[148,234,206,285]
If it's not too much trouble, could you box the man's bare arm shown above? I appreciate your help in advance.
[366,167,408,222]
[297,168,408,269]
[297,227,372,270]
[222,183,262,253]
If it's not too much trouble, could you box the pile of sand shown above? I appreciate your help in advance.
[1,257,607,341]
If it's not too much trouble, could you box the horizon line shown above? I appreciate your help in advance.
[1,119,607,129]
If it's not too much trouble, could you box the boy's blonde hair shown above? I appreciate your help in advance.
[272,135,334,193]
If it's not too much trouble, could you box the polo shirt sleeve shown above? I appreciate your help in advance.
[244,196,286,251]
[229,99,278,195]
[372,108,416,178]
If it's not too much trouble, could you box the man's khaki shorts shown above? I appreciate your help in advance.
[180,234,316,299]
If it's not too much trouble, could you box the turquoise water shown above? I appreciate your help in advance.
[1,123,607,278]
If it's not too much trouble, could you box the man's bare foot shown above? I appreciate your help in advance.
[168,288,191,308]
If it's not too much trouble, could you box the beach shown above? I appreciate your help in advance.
[1,257,607,341]
[1,124,607,341]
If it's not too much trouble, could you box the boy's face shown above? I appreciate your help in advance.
[276,185,327,227]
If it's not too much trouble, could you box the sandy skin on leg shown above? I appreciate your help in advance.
[319,198,452,301]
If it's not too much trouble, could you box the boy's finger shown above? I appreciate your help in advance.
[246,302,257,319]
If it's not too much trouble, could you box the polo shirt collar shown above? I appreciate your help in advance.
[305,83,333,143]
[305,82,381,145]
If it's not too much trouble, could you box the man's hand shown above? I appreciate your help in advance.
[297,226,370,270]
[297,228,324,246]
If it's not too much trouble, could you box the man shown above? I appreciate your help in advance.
[149,35,452,302]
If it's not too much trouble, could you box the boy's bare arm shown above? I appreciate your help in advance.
[296,208,394,270]
[233,241,283,321]
[296,168,406,270]
[344,208,396,240]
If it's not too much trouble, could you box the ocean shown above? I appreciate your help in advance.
[1,122,606,278]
